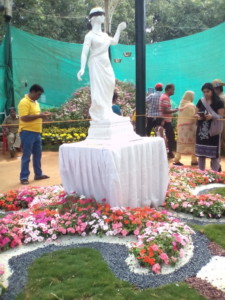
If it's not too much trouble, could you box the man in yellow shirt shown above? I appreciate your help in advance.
[18,84,51,184]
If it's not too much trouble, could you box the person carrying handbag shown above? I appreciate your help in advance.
[195,83,224,171]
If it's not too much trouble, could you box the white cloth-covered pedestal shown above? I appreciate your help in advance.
[59,137,168,208]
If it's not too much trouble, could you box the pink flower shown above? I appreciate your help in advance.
[171,203,179,209]
[152,263,161,274]
[133,229,140,236]
[112,222,122,230]
[121,230,128,236]
[67,228,75,234]
[52,234,57,240]
[179,249,185,258]
[151,244,159,251]
[160,253,169,264]
[172,241,178,251]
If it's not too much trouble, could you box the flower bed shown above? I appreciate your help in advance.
[0,186,193,274]
[166,167,225,218]
[42,127,88,145]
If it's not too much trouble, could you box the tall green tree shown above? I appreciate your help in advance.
[1,0,225,43]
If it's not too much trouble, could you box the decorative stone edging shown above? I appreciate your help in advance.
[1,232,211,300]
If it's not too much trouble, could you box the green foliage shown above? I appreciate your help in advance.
[7,0,225,44]
[49,80,136,123]
[210,187,225,197]
[191,224,225,249]
[16,248,206,300]
[42,126,88,145]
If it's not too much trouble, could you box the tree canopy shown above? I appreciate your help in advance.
[0,0,225,43]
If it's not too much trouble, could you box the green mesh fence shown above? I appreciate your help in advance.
[111,21,225,107]
[0,35,6,122]
[10,26,90,109]
[0,22,225,114]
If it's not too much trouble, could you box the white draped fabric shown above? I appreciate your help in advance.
[88,32,119,121]
[59,137,168,208]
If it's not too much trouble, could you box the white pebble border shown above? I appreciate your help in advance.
[197,256,225,292]
[191,183,225,196]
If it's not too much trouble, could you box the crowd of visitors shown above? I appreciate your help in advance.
[146,79,225,172]
[1,79,225,183]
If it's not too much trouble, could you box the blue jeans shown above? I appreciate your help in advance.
[20,130,43,180]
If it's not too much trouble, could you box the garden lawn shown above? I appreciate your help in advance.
[191,224,225,249]
[210,187,225,197]
[16,248,206,300]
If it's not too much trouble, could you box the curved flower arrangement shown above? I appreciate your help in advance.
[166,167,225,218]
[0,186,193,277]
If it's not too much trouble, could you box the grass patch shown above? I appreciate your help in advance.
[210,187,225,197]
[191,224,225,249]
[16,248,206,300]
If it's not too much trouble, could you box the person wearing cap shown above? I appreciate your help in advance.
[159,84,179,158]
[146,83,163,136]
[212,79,225,151]
[2,107,20,158]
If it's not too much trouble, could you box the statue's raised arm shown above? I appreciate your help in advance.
[111,22,127,45]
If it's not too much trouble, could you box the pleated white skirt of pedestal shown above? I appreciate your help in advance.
[59,137,168,208]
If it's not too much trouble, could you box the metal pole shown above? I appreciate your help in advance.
[4,0,14,111]
[135,0,146,136]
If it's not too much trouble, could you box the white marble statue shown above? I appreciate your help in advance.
[77,7,126,122]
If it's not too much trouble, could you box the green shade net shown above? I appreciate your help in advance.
[111,22,225,106]
[0,22,225,114]
[11,26,90,109]
[0,40,6,122]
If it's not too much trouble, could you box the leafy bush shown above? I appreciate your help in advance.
[48,80,136,127]
[42,127,88,145]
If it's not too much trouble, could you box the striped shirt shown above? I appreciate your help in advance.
[146,91,162,117]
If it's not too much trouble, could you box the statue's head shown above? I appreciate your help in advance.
[89,7,105,25]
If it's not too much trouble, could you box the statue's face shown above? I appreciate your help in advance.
[93,14,105,24]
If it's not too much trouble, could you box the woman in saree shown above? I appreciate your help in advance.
[173,91,198,166]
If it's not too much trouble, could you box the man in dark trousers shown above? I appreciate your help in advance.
[18,84,51,184]
[159,84,178,158]
[146,83,163,136]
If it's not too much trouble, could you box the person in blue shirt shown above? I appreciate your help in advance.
[112,92,122,115]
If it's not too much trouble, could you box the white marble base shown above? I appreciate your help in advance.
[86,117,141,143]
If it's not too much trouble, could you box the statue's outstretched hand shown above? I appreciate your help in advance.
[118,22,126,32]
[77,69,84,81]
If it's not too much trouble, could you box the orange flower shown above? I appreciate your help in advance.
[148,247,154,257]
[143,256,155,265]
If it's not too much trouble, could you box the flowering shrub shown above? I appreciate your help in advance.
[49,80,136,123]
[0,186,193,274]
[42,127,88,145]
[0,186,66,211]
[166,167,225,218]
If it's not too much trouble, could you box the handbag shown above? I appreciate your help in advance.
[201,98,223,136]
